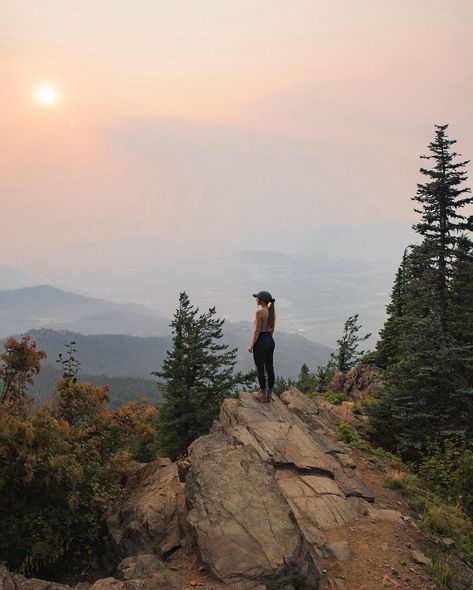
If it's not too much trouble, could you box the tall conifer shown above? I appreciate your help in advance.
[412,123,473,344]
[370,125,473,456]
[155,292,253,459]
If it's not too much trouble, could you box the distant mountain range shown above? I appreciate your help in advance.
[1,285,332,379]
[2,226,410,345]
[21,326,331,382]
[0,285,170,338]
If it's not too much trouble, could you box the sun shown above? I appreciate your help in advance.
[35,85,58,106]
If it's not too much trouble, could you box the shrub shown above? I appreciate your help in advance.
[0,376,158,576]
[322,391,347,405]
[419,435,473,515]
[335,422,369,450]
[384,470,409,490]
[428,554,464,590]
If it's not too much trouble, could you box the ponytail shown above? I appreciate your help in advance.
[267,302,276,332]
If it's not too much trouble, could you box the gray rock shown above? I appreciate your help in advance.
[117,554,166,579]
[211,392,374,562]
[0,566,71,590]
[106,459,186,559]
[186,432,320,589]
[0,566,17,590]
[410,549,432,567]
[324,541,350,562]
[368,508,403,523]
[275,468,358,531]
[280,388,365,433]
[89,554,181,590]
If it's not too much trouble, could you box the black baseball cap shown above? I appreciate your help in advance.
[252,291,275,304]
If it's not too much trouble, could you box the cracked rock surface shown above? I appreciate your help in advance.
[185,390,375,588]
[186,432,320,590]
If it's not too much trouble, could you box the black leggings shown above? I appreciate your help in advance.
[253,332,275,391]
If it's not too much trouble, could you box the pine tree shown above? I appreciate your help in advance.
[370,125,473,456]
[375,249,411,368]
[332,314,371,373]
[412,123,473,344]
[155,292,253,459]
[446,237,473,432]
[296,363,316,393]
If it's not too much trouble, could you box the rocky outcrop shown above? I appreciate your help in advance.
[186,432,320,589]
[4,387,378,590]
[329,365,383,400]
[0,556,181,590]
[279,387,366,434]
[0,565,71,590]
[88,555,181,590]
[106,458,187,559]
[183,389,375,589]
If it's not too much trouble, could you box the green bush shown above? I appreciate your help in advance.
[419,435,473,515]
[305,391,347,405]
[335,422,369,450]
[322,391,347,405]
[353,396,377,415]
[428,554,464,590]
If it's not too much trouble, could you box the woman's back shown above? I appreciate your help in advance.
[258,307,269,332]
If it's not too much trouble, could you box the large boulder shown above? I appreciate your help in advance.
[0,566,71,590]
[207,391,374,565]
[329,365,383,400]
[106,459,187,559]
[186,432,320,590]
[89,555,181,590]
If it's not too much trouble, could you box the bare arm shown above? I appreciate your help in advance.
[248,310,262,352]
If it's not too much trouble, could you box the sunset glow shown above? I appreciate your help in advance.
[35,85,58,106]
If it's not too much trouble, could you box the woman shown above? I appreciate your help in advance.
[248,290,276,403]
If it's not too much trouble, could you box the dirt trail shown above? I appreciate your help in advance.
[319,449,438,590]
[167,446,439,590]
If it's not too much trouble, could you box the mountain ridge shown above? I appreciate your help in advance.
[0,285,170,338]
[11,327,331,382]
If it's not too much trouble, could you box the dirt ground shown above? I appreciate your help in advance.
[319,450,439,590]
[166,446,441,590]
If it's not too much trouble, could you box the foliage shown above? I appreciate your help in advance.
[307,390,347,405]
[370,125,473,459]
[56,341,81,382]
[155,291,255,460]
[272,375,295,395]
[418,435,473,515]
[373,249,411,368]
[383,469,409,490]
[296,363,317,393]
[330,314,371,373]
[321,391,347,405]
[0,336,46,404]
[335,422,369,450]
[429,555,465,590]
[314,356,337,389]
[383,468,473,572]
[29,365,163,408]
[0,338,159,576]
[353,395,377,415]
[412,124,473,345]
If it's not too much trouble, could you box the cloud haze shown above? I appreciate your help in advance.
[1,0,472,344]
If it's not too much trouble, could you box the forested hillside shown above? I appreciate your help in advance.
[29,365,162,408]
[12,326,331,384]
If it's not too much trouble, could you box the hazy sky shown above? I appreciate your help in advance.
[1,0,473,265]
